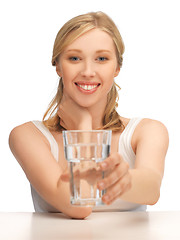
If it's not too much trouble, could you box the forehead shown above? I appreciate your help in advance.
[64,28,116,52]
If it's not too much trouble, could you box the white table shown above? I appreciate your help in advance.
[0,211,179,239]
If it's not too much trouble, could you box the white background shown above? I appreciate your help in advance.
[0,0,179,212]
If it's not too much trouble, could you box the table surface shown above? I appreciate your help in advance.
[0,211,180,240]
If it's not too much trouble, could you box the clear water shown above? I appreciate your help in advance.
[65,144,110,206]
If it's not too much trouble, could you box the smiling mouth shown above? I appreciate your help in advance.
[75,82,100,91]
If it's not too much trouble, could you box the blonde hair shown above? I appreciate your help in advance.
[43,11,125,132]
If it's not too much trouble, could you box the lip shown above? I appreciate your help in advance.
[74,82,100,94]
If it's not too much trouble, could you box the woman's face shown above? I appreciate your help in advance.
[56,28,120,108]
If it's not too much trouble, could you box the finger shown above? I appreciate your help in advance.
[60,119,67,129]
[60,93,67,103]
[60,172,70,181]
[103,182,132,205]
[57,94,68,114]
[98,161,129,190]
[99,153,123,171]
[57,104,65,116]
[102,172,132,204]
[57,105,62,118]
[58,107,67,128]
[60,168,80,182]
[60,165,70,181]
[61,169,82,182]
[61,92,74,106]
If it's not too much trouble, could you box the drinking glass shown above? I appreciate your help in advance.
[63,130,111,206]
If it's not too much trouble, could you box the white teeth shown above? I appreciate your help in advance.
[78,84,98,90]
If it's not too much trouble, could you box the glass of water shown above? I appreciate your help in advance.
[63,130,111,206]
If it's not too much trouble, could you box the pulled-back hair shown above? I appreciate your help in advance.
[43,11,125,132]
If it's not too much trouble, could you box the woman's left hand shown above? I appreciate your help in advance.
[57,93,92,130]
[61,152,132,205]
[97,152,132,205]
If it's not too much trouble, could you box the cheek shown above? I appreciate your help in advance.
[101,67,116,85]
[100,67,116,94]
[61,64,79,81]
[107,80,114,94]
[101,76,114,96]
[102,61,118,77]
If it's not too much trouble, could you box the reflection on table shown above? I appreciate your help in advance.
[0,211,180,240]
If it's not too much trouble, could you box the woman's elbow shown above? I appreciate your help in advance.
[148,188,160,206]
[65,206,92,219]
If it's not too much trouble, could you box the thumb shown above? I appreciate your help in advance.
[60,172,70,181]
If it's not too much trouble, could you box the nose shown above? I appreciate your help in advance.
[80,60,96,78]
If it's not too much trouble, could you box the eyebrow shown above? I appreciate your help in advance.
[65,49,82,53]
[65,49,112,53]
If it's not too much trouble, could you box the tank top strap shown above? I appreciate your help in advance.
[119,118,143,168]
[32,121,59,161]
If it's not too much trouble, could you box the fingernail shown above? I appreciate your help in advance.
[98,182,105,189]
[103,195,109,201]
[101,162,107,169]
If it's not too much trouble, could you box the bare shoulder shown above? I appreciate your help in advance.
[9,121,49,142]
[134,118,169,149]
[9,122,32,145]
[9,121,35,136]
[9,122,50,156]
[137,118,168,136]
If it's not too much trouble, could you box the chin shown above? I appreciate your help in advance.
[78,102,95,108]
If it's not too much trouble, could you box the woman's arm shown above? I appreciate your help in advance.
[97,119,169,205]
[9,122,92,218]
[121,119,169,205]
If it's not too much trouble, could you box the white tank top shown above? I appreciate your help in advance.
[31,118,146,212]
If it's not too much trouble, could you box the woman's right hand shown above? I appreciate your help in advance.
[57,93,92,130]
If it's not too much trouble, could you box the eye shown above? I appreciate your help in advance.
[97,57,108,62]
[69,56,80,61]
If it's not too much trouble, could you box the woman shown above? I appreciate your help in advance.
[9,11,169,219]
